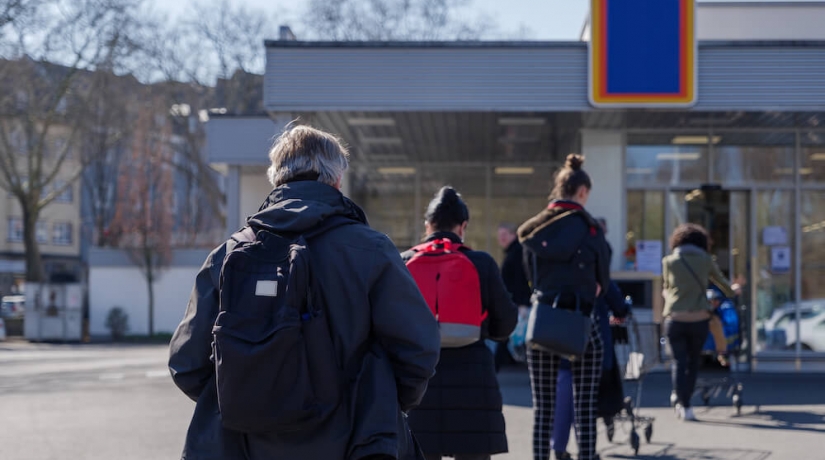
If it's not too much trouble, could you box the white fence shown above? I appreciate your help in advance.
[88,249,209,337]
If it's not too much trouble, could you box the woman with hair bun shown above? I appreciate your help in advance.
[403,186,518,460]
[518,155,611,460]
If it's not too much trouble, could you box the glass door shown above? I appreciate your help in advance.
[670,188,753,363]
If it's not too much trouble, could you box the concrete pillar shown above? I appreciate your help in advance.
[581,130,625,272]
[226,165,241,237]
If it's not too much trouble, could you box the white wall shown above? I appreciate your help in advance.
[697,4,825,41]
[582,130,625,272]
[89,265,203,336]
[239,169,273,224]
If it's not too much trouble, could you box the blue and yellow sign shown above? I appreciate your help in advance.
[589,0,697,108]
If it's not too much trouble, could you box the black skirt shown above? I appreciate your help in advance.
[407,341,508,455]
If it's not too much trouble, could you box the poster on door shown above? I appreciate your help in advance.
[635,240,663,275]
[771,246,791,274]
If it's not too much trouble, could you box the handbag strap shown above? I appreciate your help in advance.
[531,253,584,314]
[679,257,707,293]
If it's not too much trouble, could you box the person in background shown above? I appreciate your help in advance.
[550,219,629,460]
[404,186,518,460]
[518,154,611,460]
[704,289,741,367]
[662,223,739,422]
[496,222,533,368]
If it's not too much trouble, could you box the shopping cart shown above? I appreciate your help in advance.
[607,317,664,456]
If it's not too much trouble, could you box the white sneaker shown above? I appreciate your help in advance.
[675,403,683,419]
[682,407,697,421]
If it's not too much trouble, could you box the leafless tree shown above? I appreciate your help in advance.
[0,0,148,282]
[79,70,137,247]
[108,92,174,336]
[303,0,494,40]
[0,0,35,30]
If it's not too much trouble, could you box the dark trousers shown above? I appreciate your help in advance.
[666,319,710,409]
[424,455,490,460]
[527,324,603,460]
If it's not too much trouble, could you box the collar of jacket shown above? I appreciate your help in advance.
[424,231,462,244]
[547,200,584,211]
[505,239,521,255]
[518,202,596,243]
[674,244,707,255]
[248,181,368,234]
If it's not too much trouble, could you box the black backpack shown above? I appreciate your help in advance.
[212,215,354,433]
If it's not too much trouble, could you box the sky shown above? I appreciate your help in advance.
[151,0,823,41]
[152,0,588,40]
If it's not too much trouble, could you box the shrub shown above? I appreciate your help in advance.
[105,307,130,341]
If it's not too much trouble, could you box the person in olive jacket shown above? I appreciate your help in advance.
[518,154,611,460]
[169,126,440,460]
[662,223,739,422]
[403,186,518,460]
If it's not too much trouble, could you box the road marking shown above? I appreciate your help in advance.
[99,373,125,381]
[145,370,169,379]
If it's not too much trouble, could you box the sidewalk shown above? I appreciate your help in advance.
[496,366,825,460]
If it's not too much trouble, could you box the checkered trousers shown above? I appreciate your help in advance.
[527,321,604,460]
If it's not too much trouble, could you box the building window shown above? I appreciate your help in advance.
[36,221,48,243]
[8,218,23,242]
[52,222,73,246]
[53,180,73,203]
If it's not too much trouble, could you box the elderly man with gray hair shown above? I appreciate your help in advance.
[169,125,440,460]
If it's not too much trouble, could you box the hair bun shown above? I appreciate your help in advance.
[565,154,585,171]
[437,186,459,205]
[425,186,469,231]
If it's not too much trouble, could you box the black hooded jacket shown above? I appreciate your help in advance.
[168,181,440,460]
[517,201,611,315]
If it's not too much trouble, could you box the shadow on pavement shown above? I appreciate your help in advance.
[499,365,825,411]
[698,409,825,434]
[601,445,771,460]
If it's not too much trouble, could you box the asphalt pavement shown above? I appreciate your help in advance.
[1,340,824,460]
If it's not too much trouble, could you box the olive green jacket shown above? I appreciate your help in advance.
[662,244,736,318]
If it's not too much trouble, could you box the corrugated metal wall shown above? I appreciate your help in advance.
[265,44,589,111]
[264,43,825,112]
[698,46,825,110]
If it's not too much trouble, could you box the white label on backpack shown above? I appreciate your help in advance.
[255,280,279,297]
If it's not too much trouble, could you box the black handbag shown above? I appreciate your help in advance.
[526,293,593,360]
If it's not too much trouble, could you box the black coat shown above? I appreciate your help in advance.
[169,181,441,460]
[501,240,532,307]
[401,232,518,456]
[517,201,611,315]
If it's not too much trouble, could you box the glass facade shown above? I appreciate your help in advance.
[343,118,825,366]
[353,164,558,263]
[626,129,825,364]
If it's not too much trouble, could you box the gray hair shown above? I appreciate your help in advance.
[267,125,350,188]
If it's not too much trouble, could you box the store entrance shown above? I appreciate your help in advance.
[676,186,752,364]
[685,186,732,278]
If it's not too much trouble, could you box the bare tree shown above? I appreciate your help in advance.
[134,1,280,247]
[79,70,138,247]
[303,0,494,40]
[0,0,34,29]
[0,0,148,282]
[108,92,174,336]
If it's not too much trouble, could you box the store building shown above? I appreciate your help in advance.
[207,1,825,371]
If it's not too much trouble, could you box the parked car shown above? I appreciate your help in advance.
[763,300,825,352]
[0,295,25,319]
